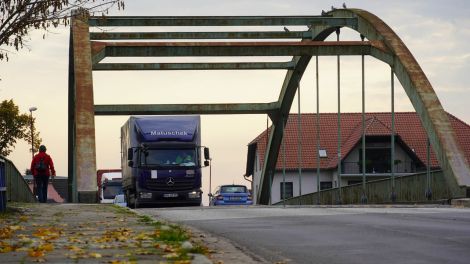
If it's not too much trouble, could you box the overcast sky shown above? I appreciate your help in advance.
[1,0,469,204]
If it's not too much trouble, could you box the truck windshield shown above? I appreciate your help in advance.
[140,149,197,167]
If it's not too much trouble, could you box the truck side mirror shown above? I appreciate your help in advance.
[204,160,209,167]
[127,148,133,161]
[204,147,210,160]
[128,160,134,167]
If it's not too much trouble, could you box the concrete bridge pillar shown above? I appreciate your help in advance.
[69,14,97,203]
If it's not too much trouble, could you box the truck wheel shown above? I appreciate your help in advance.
[126,190,134,209]
[133,193,139,209]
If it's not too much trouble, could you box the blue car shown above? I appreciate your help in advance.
[210,185,253,206]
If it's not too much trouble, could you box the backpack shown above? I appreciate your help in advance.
[35,157,47,174]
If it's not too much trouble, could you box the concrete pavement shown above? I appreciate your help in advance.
[0,203,212,263]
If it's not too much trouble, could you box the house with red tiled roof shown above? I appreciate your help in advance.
[245,112,470,204]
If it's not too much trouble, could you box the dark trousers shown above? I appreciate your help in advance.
[35,175,49,203]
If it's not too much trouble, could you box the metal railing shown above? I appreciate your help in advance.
[0,156,36,203]
[276,170,462,205]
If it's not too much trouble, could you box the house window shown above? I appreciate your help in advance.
[280,182,293,199]
[320,181,333,190]
[358,148,391,173]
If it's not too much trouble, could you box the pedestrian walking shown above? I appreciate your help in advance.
[30,145,56,203]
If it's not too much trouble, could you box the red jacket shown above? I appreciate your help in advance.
[30,152,56,177]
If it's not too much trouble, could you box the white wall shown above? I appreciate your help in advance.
[269,170,332,204]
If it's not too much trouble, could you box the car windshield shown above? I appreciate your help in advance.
[103,185,122,199]
[221,186,247,193]
[140,148,196,167]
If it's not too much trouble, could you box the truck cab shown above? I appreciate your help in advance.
[121,116,210,208]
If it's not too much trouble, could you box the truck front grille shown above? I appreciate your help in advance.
[145,177,196,191]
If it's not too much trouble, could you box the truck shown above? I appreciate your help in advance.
[121,116,210,208]
[97,170,122,203]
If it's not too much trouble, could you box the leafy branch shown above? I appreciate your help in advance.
[0,0,125,61]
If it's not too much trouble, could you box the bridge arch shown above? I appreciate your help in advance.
[258,8,470,204]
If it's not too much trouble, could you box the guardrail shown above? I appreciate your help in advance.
[0,156,36,203]
[276,170,462,205]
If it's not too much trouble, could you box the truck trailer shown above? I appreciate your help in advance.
[121,116,210,208]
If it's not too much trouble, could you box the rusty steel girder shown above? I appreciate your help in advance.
[92,40,380,58]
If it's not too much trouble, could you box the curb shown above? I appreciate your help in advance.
[451,198,470,207]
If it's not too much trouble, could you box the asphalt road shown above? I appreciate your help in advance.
[139,206,470,264]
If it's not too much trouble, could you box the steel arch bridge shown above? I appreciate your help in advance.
[68,8,470,204]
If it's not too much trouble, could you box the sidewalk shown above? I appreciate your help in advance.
[0,203,212,263]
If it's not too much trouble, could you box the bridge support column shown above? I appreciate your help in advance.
[69,14,98,203]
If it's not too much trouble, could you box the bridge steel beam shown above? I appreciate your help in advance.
[90,31,312,40]
[92,40,379,58]
[69,15,98,203]
[92,62,295,71]
[332,9,470,197]
[94,103,279,117]
[88,16,357,27]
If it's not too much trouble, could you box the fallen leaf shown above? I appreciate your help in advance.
[174,261,191,264]
[134,232,151,241]
[163,252,179,259]
[40,243,54,252]
[88,252,102,258]
[9,225,24,231]
[33,227,62,241]
[164,246,175,253]
[28,248,45,258]
[66,245,83,252]
[0,242,14,253]
[0,228,13,239]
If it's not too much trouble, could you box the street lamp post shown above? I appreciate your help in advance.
[209,158,212,195]
[29,107,37,160]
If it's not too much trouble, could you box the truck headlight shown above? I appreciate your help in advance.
[185,170,195,177]
[188,191,201,199]
[139,192,152,199]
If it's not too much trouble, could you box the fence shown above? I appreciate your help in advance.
[0,156,36,204]
[276,170,461,205]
